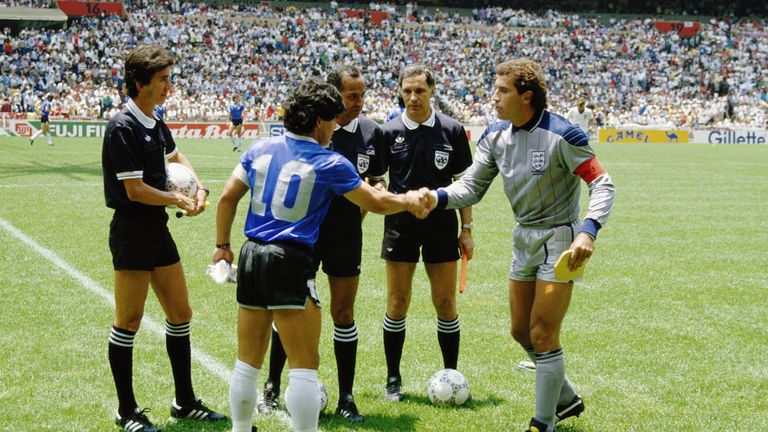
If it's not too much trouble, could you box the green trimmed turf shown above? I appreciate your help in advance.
[1,136,766,431]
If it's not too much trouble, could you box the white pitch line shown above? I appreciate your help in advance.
[0,217,295,430]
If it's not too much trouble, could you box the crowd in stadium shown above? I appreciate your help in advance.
[1,0,766,129]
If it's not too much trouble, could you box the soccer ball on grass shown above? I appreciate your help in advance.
[318,381,328,412]
[427,368,470,406]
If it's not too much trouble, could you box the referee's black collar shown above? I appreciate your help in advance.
[512,109,544,133]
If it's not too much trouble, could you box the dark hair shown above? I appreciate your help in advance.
[124,46,174,98]
[398,64,435,88]
[283,78,344,135]
[326,65,363,91]
[496,58,548,111]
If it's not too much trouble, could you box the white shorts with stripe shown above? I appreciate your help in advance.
[509,221,580,282]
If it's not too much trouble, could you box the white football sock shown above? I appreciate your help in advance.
[285,368,320,432]
[229,359,261,432]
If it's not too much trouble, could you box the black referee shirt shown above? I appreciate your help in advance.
[324,115,385,220]
[102,103,177,214]
[381,111,472,193]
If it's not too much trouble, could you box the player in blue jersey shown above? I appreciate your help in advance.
[29,93,54,146]
[213,78,429,432]
[102,46,226,432]
[425,58,615,432]
[257,66,384,422]
[228,94,246,151]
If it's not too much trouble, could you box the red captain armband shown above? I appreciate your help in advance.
[574,157,606,184]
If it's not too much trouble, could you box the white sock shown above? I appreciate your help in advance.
[534,349,565,431]
[31,130,42,141]
[525,345,576,404]
[285,368,319,432]
[230,359,261,432]
[46,133,52,144]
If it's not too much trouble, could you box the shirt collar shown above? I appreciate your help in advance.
[512,109,544,133]
[126,98,157,129]
[334,117,358,133]
[402,108,436,130]
[285,131,318,145]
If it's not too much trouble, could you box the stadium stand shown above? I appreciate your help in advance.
[0,0,766,129]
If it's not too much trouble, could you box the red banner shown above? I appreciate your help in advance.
[654,21,701,37]
[56,0,126,17]
[340,9,389,25]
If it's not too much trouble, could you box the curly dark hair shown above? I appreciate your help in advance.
[496,58,548,112]
[283,78,345,135]
[124,46,174,98]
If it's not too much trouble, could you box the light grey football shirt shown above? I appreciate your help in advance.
[439,110,614,229]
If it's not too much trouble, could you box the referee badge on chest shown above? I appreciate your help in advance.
[434,150,449,170]
[357,154,370,173]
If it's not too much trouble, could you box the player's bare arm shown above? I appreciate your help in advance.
[568,232,594,270]
[213,175,249,264]
[344,182,430,219]
[458,207,474,260]
[122,177,196,212]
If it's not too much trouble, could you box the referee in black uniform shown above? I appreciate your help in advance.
[380,64,474,401]
[102,45,225,432]
[258,65,385,422]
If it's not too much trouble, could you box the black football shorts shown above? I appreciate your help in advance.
[381,209,459,263]
[109,211,180,271]
[237,238,320,309]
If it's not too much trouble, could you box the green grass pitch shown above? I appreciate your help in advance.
[1,136,767,431]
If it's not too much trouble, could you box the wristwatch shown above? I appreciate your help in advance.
[461,223,473,231]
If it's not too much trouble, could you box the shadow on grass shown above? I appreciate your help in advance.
[555,424,587,432]
[160,418,233,432]
[0,161,103,181]
[397,392,506,409]
[320,412,419,431]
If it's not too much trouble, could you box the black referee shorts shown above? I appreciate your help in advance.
[237,238,320,310]
[381,209,459,264]
[313,215,363,277]
[109,211,180,271]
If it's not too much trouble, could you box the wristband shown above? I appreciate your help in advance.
[216,243,231,249]
[461,223,473,231]
[199,187,210,195]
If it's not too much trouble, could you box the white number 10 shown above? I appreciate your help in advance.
[250,155,316,222]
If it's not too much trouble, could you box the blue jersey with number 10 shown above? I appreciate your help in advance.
[238,133,362,246]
